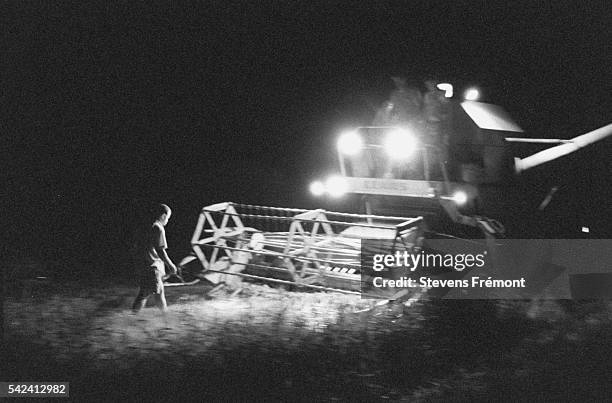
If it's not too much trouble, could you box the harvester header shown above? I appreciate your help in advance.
[179,202,424,296]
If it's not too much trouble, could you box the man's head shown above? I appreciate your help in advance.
[154,203,172,226]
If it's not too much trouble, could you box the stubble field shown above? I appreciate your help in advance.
[4,280,612,401]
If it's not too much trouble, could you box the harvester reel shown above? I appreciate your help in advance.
[183,202,424,296]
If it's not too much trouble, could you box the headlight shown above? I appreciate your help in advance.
[383,128,418,160]
[452,190,468,205]
[309,181,326,196]
[337,130,363,156]
[464,88,480,101]
[325,175,348,197]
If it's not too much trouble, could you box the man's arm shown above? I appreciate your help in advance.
[152,224,178,274]
[156,246,178,274]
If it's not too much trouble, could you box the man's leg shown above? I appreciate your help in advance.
[132,288,150,312]
[154,287,168,312]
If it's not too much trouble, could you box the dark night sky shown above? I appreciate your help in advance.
[4,1,611,271]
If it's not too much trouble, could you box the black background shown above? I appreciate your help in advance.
[4,1,611,277]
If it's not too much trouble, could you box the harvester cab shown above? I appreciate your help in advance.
[311,97,528,239]
[310,89,612,240]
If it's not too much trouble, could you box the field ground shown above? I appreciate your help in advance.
[3,280,612,401]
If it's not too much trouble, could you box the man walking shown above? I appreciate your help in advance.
[132,203,179,312]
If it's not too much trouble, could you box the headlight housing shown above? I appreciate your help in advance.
[452,190,468,205]
[337,130,363,156]
[383,128,419,160]
[309,181,326,196]
[325,175,348,197]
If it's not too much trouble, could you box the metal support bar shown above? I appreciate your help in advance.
[198,266,382,298]
[199,243,361,270]
[203,210,414,230]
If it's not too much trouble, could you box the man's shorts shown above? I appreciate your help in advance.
[138,262,165,295]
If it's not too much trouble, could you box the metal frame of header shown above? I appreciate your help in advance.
[179,202,424,295]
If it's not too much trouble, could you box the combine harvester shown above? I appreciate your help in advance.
[177,83,612,300]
